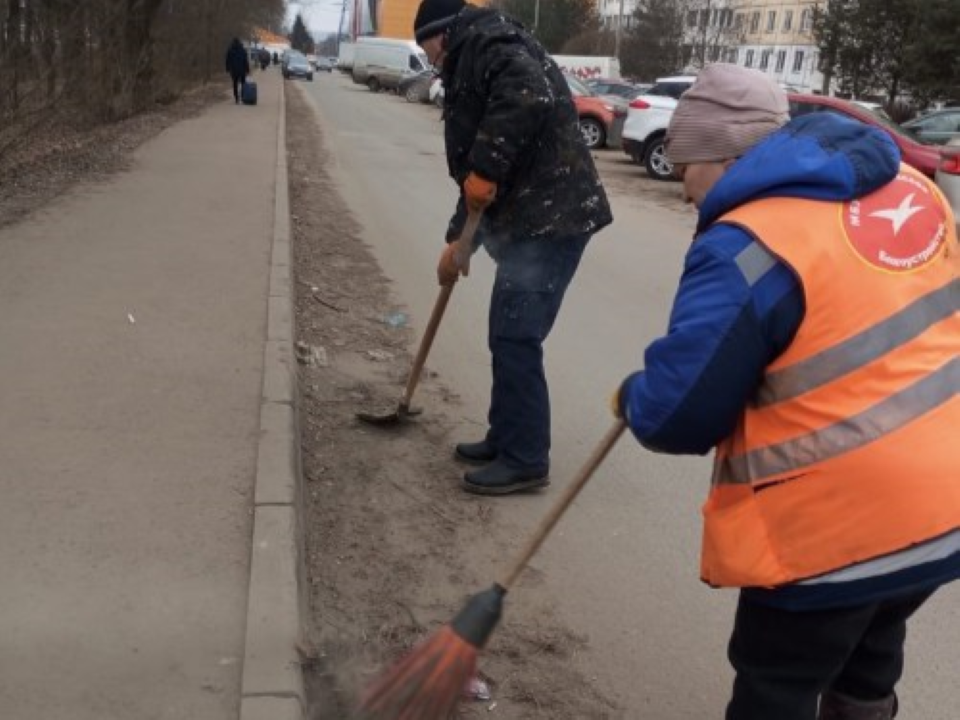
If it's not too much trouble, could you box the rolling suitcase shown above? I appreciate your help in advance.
[241,81,257,106]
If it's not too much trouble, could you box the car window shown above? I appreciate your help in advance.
[565,74,595,97]
[647,81,691,99]
[921,114,959,132]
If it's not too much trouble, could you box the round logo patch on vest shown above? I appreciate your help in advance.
[841,171,948,273]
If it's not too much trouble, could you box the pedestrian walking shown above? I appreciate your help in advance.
[225,37,250,104]
[613,63,960,719]
[413,0,612,496]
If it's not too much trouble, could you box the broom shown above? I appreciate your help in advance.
[354,419,627,719]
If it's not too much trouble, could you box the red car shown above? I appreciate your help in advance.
[788,94,941,178]
[564,73,628,151]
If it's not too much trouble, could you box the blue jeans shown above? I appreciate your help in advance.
[482,233,591,471]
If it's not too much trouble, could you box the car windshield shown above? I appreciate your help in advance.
[565,74,595,97]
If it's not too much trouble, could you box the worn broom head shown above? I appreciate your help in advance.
[354,584,505,719]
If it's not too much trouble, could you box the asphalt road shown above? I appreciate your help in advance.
[295,73,960,718]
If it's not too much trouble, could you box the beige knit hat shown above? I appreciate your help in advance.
[666,63,789,165]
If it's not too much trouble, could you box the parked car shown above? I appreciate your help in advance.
[936,138,960,222]
[564,73,628,150]
[788,94,941,178]
[645,75,697,100]
[429,76,444,107]
[313,56,335,73]
[585,78,645,100]
[399,69,435,103]
[282,54,313,82]
[620,75,696,180]
[903,108,960,146]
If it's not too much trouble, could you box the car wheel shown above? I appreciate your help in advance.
[644,137,674,181]
[367,77,381,92]
[404,84,421,103]
[579,118,605,149]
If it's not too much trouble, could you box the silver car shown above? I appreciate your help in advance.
[936,138,960,227]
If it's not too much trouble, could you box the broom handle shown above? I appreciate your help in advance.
[496,419,627,591]
[400,210,482,407]
[400,283,454,406]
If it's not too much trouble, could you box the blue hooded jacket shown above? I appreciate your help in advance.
[621,111,899,456]
[621,111,960,609]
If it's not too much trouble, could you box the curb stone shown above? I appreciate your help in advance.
[239,80,308,720]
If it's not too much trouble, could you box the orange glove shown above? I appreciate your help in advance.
[463,172,497,213]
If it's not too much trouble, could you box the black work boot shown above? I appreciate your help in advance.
[462,460,549,496]
[819,691,897,720]
[454,439,497,465]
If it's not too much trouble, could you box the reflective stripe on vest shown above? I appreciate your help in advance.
[700,166,960,588]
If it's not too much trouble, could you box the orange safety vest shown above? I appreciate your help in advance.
[702,165,960,588]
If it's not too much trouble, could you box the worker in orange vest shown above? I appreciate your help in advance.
[613,63,959,720]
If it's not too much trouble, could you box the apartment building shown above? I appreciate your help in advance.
[599,0,638,31]
[730,0,824,92]
[597,0,826,92]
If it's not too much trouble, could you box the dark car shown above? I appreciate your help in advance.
[398,69,435,103]
[313,56,334,73]
[283,54,313,82]
[788,94,941,178]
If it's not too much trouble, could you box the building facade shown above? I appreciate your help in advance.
[597,0,826,93]
[378,0,489,40]
[729,0,824,92]
[599,0,638,31]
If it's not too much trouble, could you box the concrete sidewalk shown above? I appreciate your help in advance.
[0,69,304,720]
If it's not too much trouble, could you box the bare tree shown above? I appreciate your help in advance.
[0,0,285,150]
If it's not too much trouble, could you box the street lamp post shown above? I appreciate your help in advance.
[336,0,347,55]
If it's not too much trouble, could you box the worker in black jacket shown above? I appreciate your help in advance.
[414,0,613,495]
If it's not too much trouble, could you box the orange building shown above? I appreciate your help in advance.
[378,0,488,40]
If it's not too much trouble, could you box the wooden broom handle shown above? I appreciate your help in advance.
[400,283,454,407]
[496,420,627,591]
[399,210,482,408]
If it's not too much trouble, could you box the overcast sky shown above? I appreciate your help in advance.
[286,0,349,37]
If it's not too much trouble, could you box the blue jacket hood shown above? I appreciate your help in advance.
[698,112,901,232]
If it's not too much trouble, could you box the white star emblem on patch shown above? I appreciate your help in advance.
[869,193,924,235]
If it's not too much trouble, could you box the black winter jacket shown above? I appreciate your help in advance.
[440,8,612,242]
[226,39,250,78]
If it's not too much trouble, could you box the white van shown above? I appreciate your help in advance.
[351,37,430,93]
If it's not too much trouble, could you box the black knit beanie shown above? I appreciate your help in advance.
[413,0,466,43]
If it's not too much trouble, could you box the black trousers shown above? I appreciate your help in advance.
[725,588,935,720]
[231,73,245,101]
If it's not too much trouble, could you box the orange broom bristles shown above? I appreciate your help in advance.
[356,625,477,719]
[354,422,627,719]
[354,585,505,720]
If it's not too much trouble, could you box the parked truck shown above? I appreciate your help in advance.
[351,37,430,93]
[551,55,621,81]
[337,42,356,72]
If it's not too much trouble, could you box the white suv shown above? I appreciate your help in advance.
[621,75,696,181]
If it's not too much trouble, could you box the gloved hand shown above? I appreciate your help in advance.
[463,172,497,213]
[437,241,469,286]
[610,387,623,419]
[610,378,630,420]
